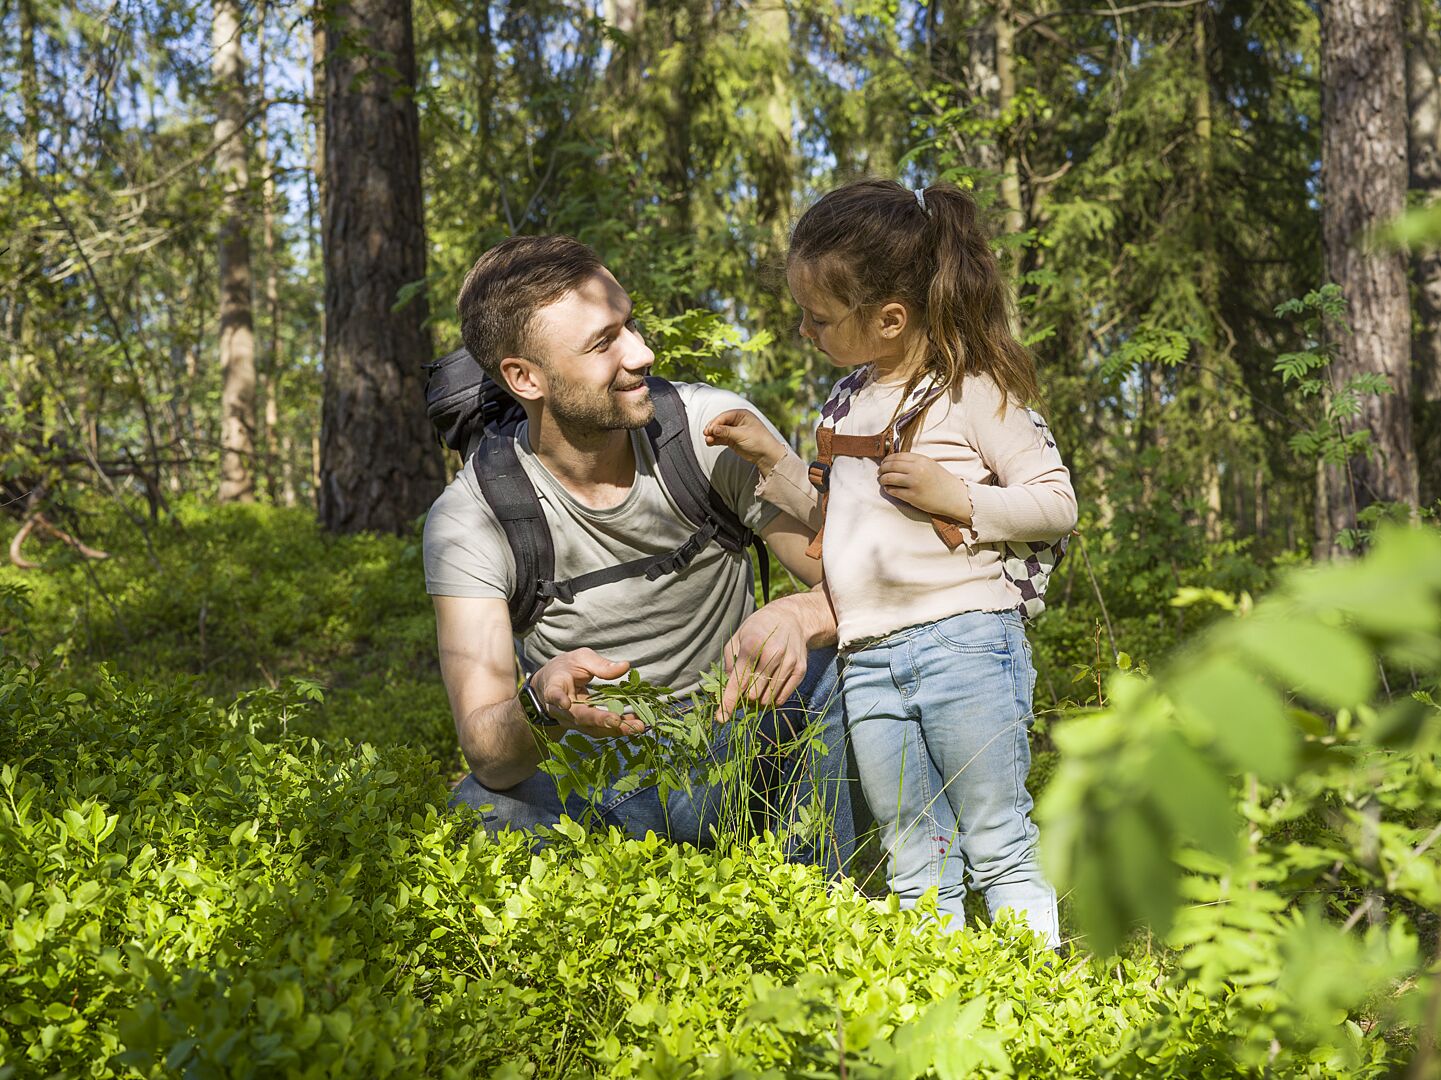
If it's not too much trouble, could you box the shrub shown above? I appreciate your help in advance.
[0,627,1324,1078]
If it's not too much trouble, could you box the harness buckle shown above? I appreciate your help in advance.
[807,461,831,492]
[539,579,576,604]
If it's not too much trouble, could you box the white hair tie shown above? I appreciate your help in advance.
[914,187,928,213]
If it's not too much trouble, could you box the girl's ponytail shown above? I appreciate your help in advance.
[790,179,1040,409]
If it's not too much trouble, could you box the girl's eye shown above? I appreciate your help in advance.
[625,316,640,332]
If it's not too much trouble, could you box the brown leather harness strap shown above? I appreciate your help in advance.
[805,417,966,560]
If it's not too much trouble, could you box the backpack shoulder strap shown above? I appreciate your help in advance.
[471,434,554,635]
[644,376,769,602]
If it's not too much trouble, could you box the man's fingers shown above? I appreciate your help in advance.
[571,649,630,680]
[567,701,646,737]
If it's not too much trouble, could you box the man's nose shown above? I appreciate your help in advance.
[621,331,655,371]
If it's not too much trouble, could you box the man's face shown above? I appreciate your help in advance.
[526,269,657,433]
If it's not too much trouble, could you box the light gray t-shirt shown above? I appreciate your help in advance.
[423,382,784,698]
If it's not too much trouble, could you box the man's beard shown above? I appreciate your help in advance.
[546,370,655,433]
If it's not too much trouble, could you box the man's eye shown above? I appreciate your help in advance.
[625,316,640,333]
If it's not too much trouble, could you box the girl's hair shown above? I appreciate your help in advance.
[788,178,1040,406]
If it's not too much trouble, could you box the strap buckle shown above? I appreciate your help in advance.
[808,461,831,492]
[538,579,576,605]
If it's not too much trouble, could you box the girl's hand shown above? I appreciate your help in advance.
[878,452,974,521]
[704,409,787,473]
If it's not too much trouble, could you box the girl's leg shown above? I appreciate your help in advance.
[841,639,969,927]
[911,610,1060,949]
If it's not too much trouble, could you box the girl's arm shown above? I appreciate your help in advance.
[705,410,823,531]
[877,380,1076,541]
[960,383,1077,543]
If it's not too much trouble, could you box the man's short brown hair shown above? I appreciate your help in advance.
[456,235,604,378]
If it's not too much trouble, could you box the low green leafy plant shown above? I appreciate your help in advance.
[0,589,1339,1078]
[1041,525,1441,1068]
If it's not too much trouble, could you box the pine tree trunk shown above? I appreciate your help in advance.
[1319,0,1415,554]
[213,0,257,503]
[1194,6,1224,541]
[994,0,1023,238]
[318,0,442,533]
[257,0,282,503]
[1407,0,1441,509]
[961,0,1000,176]
[19,0,39,173]
[745,0,791,226]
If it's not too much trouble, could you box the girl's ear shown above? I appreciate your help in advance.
[875,300,911,340]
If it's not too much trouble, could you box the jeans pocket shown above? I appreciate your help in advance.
[928,611,1011,654]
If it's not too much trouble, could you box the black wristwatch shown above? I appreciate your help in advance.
[519,674,559,727]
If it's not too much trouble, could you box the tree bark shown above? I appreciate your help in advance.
[318,0,443,533]
[213,0,257,503]
[1319,0,1415,554]
[19,0,39,173]
[994,0,1024,238]
[744,0,791,226]
[1407,0,1441,508]
[1194,5,1224,540]
[960,0,1000,176]
[257,0,282,503]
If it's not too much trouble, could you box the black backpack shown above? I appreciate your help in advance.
[424,348,769,634]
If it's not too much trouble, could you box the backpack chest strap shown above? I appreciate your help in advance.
[805,423,966,559]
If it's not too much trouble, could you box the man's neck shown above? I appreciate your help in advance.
[527,411,637,510]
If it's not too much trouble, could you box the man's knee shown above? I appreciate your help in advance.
[449,771,564,833]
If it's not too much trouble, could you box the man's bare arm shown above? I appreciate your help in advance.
[434,595,542,790]
[711,514,839,716]
[433,595,649,791]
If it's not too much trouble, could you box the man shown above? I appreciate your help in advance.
[424,235,852,870]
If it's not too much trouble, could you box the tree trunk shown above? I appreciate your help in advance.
[257,0,282,503]
[318,0,443,533]
[1319,0,1415,554]
[213,0,257,503]
[960,0,1000,176]
[1193,5,1225,540]
[994,0,1024,238]
[1407,0,1441,509]
[19,0,39,173]
[744,0,791,226]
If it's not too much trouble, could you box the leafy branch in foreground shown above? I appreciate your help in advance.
[535,666,840,861]
[1040,525,1441,1065]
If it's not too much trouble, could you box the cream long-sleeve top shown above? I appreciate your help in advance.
[758,371,1078,649]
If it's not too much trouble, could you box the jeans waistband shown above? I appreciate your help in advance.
[840,607,1022,657]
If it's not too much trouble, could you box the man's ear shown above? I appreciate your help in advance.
[875,300,911,340]
[498,356,545,402]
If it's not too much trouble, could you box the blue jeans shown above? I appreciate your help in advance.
[450,647,856,877]
[841,609,1059,947]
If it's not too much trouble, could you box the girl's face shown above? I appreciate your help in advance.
[786,261,878,369]
[786,261,913,373]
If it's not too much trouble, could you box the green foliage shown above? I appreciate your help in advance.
[0,501,459,770]
[537,668,840,862]
[1271,285,1392,475]
[0,607,1288,1078]
[1040,526,1441,1065]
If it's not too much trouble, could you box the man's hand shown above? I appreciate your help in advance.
[532,648,648,738]
[704,409,788,473]
[877,452,973,521]
[718,602,811,717]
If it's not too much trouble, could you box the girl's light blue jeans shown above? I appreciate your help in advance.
[841,608,1060,948]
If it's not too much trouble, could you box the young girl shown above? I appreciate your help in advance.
[706,179,1075,948]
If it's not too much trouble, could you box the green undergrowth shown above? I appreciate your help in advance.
[0,501,458,771]
[0,648,1392,1079]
